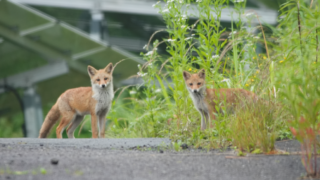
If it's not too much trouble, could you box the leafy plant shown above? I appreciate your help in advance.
[290,117,320,177]
[104,0,291,152]
[274,0,320,178]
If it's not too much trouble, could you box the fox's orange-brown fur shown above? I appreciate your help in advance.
[183,69,258,130]
[39,63,114,138]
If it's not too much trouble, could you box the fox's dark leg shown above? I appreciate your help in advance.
[66,115,84,138]
[97,107,110,138]
[200,110,206,130]
[98,112,107,138]
[204,111,211,129]
[56,112,75,139]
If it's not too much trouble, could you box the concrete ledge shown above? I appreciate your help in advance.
[0,138,171,149]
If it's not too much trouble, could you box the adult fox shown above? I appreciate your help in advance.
[183,69,258,130]
[39,63,114,138]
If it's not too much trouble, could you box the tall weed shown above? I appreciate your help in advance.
[106,0,291,151]
[274,0,320,177]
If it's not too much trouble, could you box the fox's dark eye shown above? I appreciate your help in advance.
[197,82,201,85]
[97,79,100,81]
[189,83,193,86]
[104,78,108,80]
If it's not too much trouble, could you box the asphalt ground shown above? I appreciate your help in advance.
[0,138,315,180]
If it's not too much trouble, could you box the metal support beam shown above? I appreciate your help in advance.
[0,61,69,92]
[0,24,88,74]
[23,87,43,138]
[1,0,144,73]
[10,0,278,24]
[90,10,104,41]
[19,22,55,36]
[111,46,145,64]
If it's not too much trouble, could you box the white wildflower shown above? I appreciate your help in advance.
[196,0,202,2]
[221,78,230,82]
[162,9,169,13]
[221,78,231,88]
[152,1,160,7]
[185,37,192,40]
[137,64,141,68]
[145,51,153,56]
[143,44,147,49]
[212,55,219,59]
[182,15,187,20]
[181,25,186,28]
[129,91,137,95]
[233,0,244,2]
[245,12,254,17]
[179,0,183,3]
[167,39,176,42]
[229,31,237,36]
[155,89,162,93]
[254,36,259,39]
[137,72,148,77]
[191,34,195,36]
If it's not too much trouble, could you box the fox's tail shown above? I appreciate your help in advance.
[38,103,60,138]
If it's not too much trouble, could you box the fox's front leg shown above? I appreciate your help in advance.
[204,111,212,129]
[98,114,107,138]
[200,110,206,130]
[91,113,99,138]
[98,107,110,138]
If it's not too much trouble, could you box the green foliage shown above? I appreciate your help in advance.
[105,0,292,153]
[228,99,287,153]
[274,0,320,177]
[0,113,24,138]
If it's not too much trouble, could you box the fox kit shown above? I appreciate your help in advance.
[183,69,258,130]
[39,63,114,138]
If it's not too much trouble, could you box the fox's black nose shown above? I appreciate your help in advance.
[102,84,105,88]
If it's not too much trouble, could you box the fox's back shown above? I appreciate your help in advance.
[206,88,257,108]
[57,87,95,114]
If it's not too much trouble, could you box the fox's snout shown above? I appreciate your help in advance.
[192,89,199,93]
[99,83,109,88]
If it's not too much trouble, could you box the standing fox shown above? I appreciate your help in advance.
[39,63,114,138]
[183,69,258,130]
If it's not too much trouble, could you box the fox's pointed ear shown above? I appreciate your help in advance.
[104,63,113,74]
[198,69,205,79]
[87,65,97,77]
[183,71,191,80]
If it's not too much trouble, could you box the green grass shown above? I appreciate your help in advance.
[105,0,293,151]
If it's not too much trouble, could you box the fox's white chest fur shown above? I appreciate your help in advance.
[92,82,114,115]
[187,86,210,130]
[188,88,208,113]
